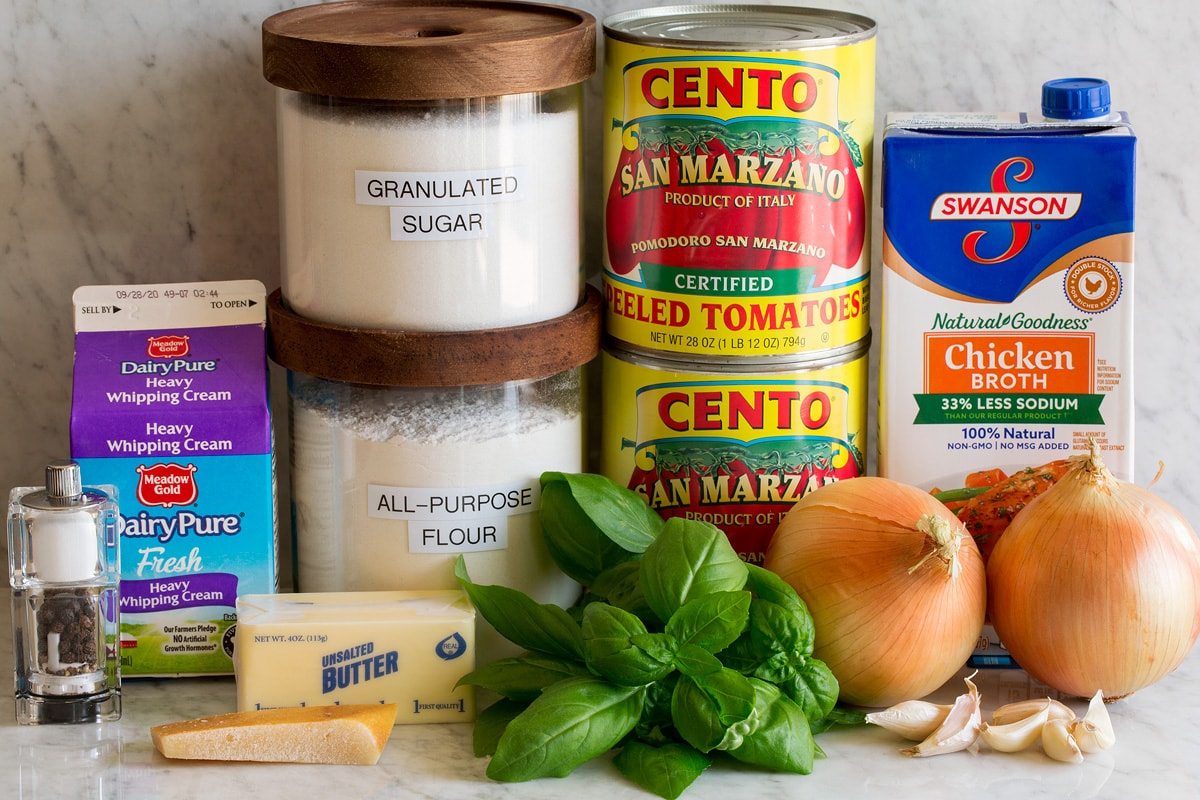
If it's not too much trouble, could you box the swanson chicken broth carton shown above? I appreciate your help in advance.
[878,82,1135,666]
[71,280,277,676]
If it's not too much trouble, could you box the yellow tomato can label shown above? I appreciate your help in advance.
[602,6,875,360]
[600,340,869,563]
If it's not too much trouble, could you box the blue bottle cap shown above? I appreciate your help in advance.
[1041,78,1112,119]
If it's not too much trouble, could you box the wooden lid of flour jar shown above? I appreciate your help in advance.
[262,1,595,333]
[263,0,596,100]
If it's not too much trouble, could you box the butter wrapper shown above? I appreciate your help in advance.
[235,590,475,724]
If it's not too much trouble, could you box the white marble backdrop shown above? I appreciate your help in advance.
[4,1,1198,578]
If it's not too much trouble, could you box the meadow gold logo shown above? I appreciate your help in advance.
[136,463,199,508]
[146,334,190,359]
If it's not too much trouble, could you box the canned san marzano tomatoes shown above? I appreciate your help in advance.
[600,340,869,563]
[602,6,875,361]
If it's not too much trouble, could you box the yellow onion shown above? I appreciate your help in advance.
[764,477,986,708]
[987,445,1200,700]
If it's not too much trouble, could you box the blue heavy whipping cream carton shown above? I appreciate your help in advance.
[71,280,277,676]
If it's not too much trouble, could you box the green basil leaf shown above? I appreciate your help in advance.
[745,563,813,647]
[670,668,757,753]
[629,632,678,666]
[673,644,722,678]
[582,603,675,686]
[637,672,679,734]
[543,472,663,554]
[590,560,656,622]
[665,591,751,654]
[472,697,528,757]
[455,557,583,660]
[614,740,712,800]
[457,655,592,702]
[725,598,805,681]
[487,677,645,781]
[539,478,636,585]
[726,678,815,775]
[641,518,748,623]
[783,657,840,725]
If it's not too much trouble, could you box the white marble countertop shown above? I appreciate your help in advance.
[5,2,1200,798]
[2,592,1197,800]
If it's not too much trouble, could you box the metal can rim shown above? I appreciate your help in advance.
[603,5,876,51]
[604,333,871,375]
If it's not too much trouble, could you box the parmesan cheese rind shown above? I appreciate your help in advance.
[151,703,396,765]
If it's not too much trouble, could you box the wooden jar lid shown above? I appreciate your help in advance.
[267,286,601,387]
[262,0,596,100]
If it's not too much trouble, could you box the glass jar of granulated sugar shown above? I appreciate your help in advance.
[267,287,600,662]
[262,0,595,331]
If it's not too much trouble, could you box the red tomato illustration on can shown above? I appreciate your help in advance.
[605,119,865,289]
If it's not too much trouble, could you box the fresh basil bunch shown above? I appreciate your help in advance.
[455,472,860,799]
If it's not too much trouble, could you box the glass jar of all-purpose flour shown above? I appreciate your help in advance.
[262,0,595,331]
[267,287,601,663]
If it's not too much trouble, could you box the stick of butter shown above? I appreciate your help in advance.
[235,590,476,724]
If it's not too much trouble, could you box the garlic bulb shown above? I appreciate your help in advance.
[875,683,1115,764]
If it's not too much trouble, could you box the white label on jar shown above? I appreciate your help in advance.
[388,204,491,241]
[356,169,525,241]
[367,481,540,554]
[355,169,526,208]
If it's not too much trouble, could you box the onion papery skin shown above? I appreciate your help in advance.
[764,477,987,708]
[986,460,1200,701]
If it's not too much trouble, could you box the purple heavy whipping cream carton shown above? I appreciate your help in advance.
[71,280,277,676]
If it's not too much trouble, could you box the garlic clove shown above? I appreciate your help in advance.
[866,700,954,741]
[1070,690,1116,753]
[900,675,981,757]
[1042,718,1084,764]
[979,700,1050,752]
[991,697,1076,727]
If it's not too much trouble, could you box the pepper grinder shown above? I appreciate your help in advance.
[8,460,121,724]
